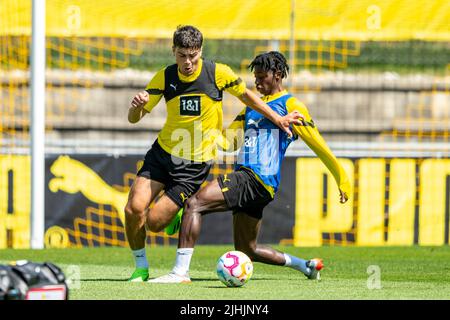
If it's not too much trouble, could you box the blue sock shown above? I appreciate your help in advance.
[132,248,149,269]
[284,253,309,275]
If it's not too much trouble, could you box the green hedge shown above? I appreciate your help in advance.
[3,37,448,74]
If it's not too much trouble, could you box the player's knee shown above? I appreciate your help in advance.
[234,243,256,260]
[147,221,163,233]
[146,209,169,233]
[145,215,162,233]
[124,201,145,219]
[185,194,203,214]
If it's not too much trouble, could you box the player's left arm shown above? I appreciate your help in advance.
[217,108,245,152]
[287,97,351,203]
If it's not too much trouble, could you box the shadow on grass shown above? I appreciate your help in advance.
[191,277,274,282]
[80,277,275,282]
[81,278,129,282]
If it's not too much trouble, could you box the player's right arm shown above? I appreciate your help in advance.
[128,68,165,123]
[215,63,301,137]
[128,91,149,123]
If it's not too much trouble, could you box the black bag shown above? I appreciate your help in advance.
[0,261,68,300]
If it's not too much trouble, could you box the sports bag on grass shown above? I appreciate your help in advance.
[0,261,68,300]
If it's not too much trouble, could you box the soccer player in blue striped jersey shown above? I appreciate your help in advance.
[149,51,351,283]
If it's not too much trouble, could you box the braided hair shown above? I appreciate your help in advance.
[248,51,289,79]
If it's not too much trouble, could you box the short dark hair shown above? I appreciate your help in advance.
[173,25,203,49]
[248,51,289,79]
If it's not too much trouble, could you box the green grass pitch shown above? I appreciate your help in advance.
[1,245,449,300]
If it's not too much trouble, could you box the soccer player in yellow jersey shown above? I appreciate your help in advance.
[149,51,351,283]
[126,26,301,281]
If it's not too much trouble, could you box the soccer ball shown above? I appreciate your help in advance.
[216,250,253,287]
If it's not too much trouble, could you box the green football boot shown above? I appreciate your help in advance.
[128,268,149,282]
[164,208,184,236]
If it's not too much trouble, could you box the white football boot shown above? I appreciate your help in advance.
[306,258,324,280]
[148,272,191,284]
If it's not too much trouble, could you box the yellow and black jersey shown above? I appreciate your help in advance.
[143,58,246,162]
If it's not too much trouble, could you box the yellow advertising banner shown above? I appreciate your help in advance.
[1,0,449,41]
[1,155,449,248]
[293,158,450,246]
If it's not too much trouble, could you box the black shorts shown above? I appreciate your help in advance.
[137,140,212,208]
[217,168,273,219]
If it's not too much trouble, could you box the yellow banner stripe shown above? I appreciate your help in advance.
[1,0,449,41]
